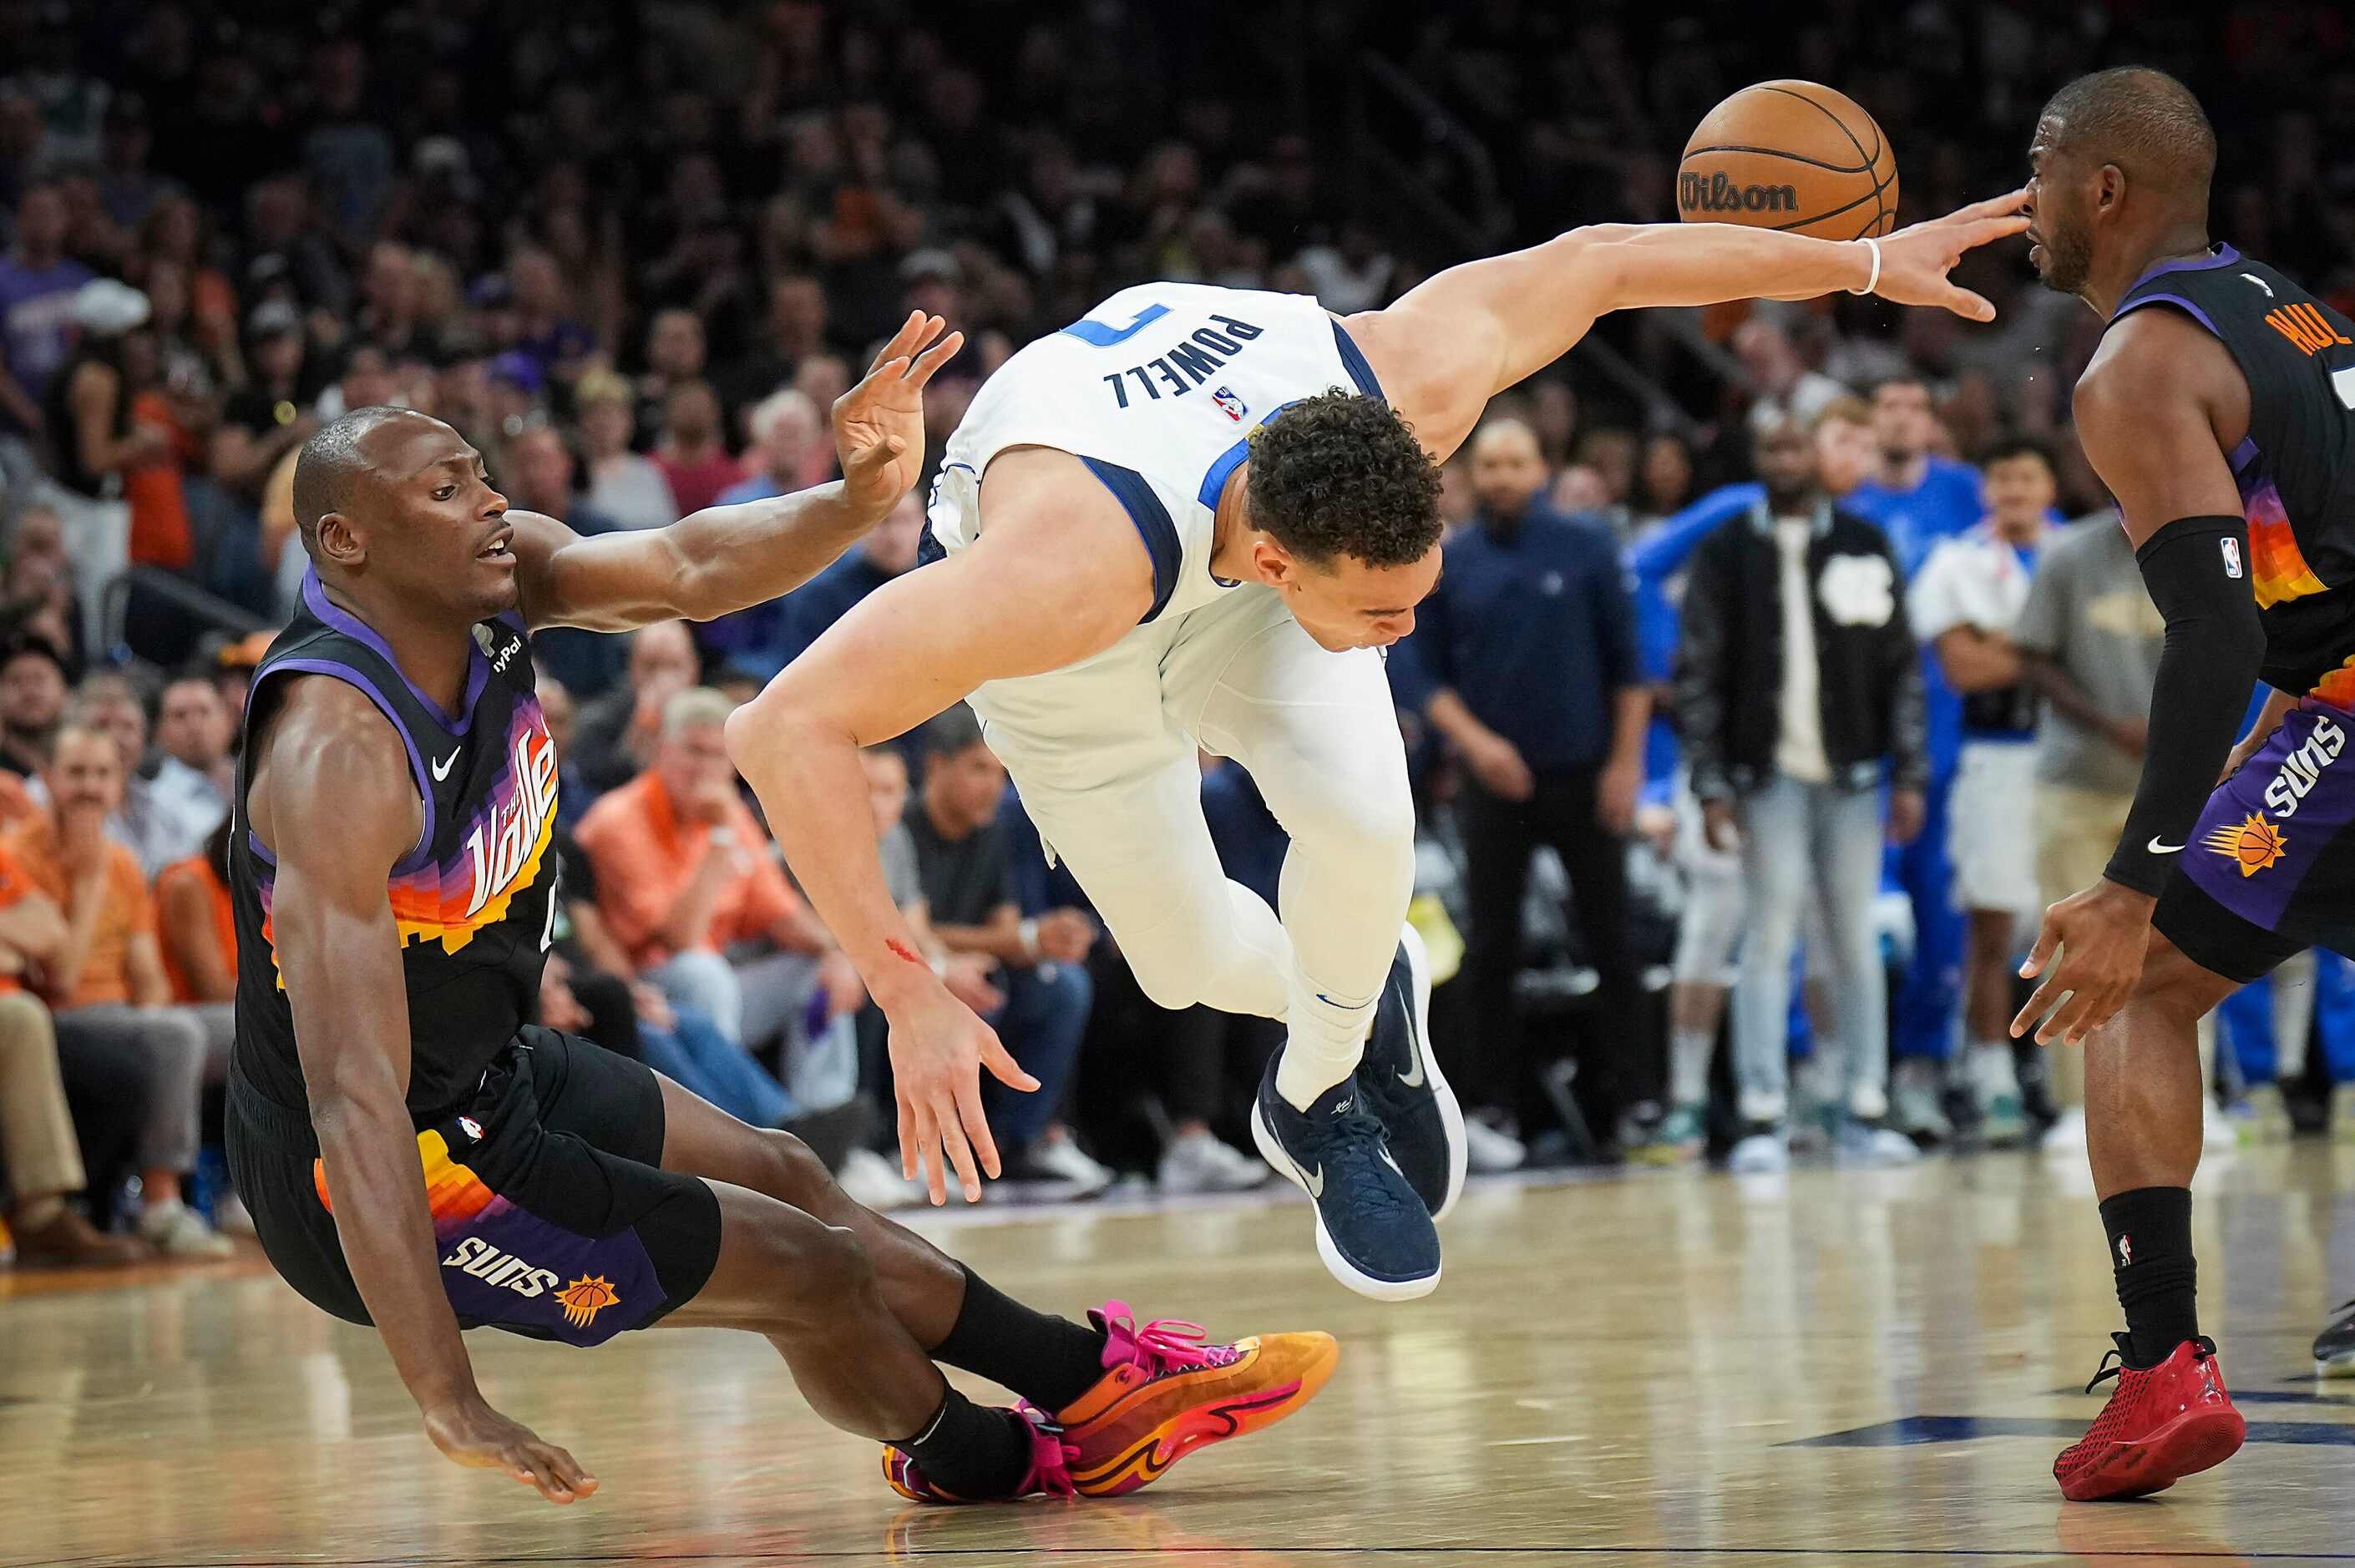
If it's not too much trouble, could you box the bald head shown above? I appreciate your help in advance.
[286,407,521,625]
[2039,67,2215,211]
[291,406,439,555]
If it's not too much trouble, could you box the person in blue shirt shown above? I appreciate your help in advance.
[1410,417,1648,1159]
[1840,374,1985,1135]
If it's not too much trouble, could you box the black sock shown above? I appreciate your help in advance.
[2100,1186,2198,1367]
[929,1265,1110,1413]
[899,1384,1034,1499]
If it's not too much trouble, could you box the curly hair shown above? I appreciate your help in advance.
[1244,391,1442,568]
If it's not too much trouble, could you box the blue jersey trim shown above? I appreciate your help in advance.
[1061,303,1170,347]
[1198,435,1251,512]
[1331,320,1384,400]
[1080,458,1182,622]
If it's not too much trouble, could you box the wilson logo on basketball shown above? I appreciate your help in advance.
[557,1274,620,1328]
[2204,812,2288,877]
[1679,170,1797,215]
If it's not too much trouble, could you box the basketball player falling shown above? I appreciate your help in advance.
[727,201,2027,1300]
[225,316,1340,1508]
[2011,67,2355,1500]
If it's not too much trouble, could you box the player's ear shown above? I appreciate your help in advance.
[2096,163,2126,218]
[1248,535,1298,589]
[312,510,366,570]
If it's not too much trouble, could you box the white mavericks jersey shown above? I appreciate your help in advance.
[924,282,1385,625]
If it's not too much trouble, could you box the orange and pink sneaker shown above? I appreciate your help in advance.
[882,1301,1339,1505]
[2054,1333,2245,1501]
[1051,1300,1338,1497]
[883,1402,1077,1504]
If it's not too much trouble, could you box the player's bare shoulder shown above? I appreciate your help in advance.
[2077,304,2250,447]
[245,671,423,866]
[969,447,1157,624]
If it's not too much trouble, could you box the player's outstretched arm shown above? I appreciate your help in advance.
[725,449,1150,1204]
[1350,192,2028,459]
[253,677,595,1505]
[2013,308,2259,1048]
[509,311,965,634]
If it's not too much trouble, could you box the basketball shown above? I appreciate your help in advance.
[1678,80,1898,240]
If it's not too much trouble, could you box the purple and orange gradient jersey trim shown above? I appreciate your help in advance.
[254,696,559,963]
[313,1127,507,1237]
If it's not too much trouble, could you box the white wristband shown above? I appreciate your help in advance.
[1018,918,1041,962]
[1848,236,1883,297]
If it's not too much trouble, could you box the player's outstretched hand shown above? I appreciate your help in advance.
[834,310,968,517]
[2010,878,2160,1048]
[1871,189,2030,322]
[888,981,1039,1204]
[424,1395,597,1505]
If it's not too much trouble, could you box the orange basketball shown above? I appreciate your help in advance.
[1677,80,1897,240]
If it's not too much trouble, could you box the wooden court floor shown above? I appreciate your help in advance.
[9,1146,2355,1567]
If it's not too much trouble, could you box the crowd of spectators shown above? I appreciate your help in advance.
[3,0,2355,1262]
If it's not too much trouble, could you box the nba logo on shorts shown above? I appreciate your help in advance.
[1213,386,1248,422]
[2221,538,2244,579]
[458,1116,484,1141]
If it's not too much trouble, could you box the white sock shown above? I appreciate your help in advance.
[1275,981,1375,1110]
[1669,1026,1714,1109]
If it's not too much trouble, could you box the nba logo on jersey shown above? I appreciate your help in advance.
[1213,386,1248,422]
[2221,538,2245,579]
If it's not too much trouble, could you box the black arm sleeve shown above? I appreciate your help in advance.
[2104,514,2267,897]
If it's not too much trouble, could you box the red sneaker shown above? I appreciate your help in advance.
[2054,1334,2245,1501]
[882,1402,1077,1505]
[1052,1300,1339,1497]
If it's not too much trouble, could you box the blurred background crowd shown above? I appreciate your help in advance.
[2,0,2352,1265]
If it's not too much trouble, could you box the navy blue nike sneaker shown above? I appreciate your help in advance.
[1350,925,1467,1222]
[1250,1060,1440,1301]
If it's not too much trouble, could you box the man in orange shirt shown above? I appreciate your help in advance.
[576,688,864,1069]
[9,725,228,1257]
[0,833,149,1265]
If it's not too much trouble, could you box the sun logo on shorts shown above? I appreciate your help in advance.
[556,1275,620,1328]
[2204,812,2289,877]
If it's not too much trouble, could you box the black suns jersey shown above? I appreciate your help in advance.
[230,569,560,1126]
[2109,247,2355,701]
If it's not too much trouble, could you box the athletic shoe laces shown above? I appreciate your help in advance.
[2084,1333,2217,1393]
[2083,1334,2132,1395]
[1014,1402,1079,1496]
[1313,1101,1418,1222]
[1093,1299,1241,1379]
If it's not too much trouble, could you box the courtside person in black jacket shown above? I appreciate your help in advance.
[1675,412,1927,1172]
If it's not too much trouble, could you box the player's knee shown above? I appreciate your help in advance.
[1124,941,1209,1011]
[2133,937,2236,1022]
[772,1218,872,1315]
[757,1127,838,1211]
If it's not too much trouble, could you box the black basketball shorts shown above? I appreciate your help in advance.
[226,1027,722,1347]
